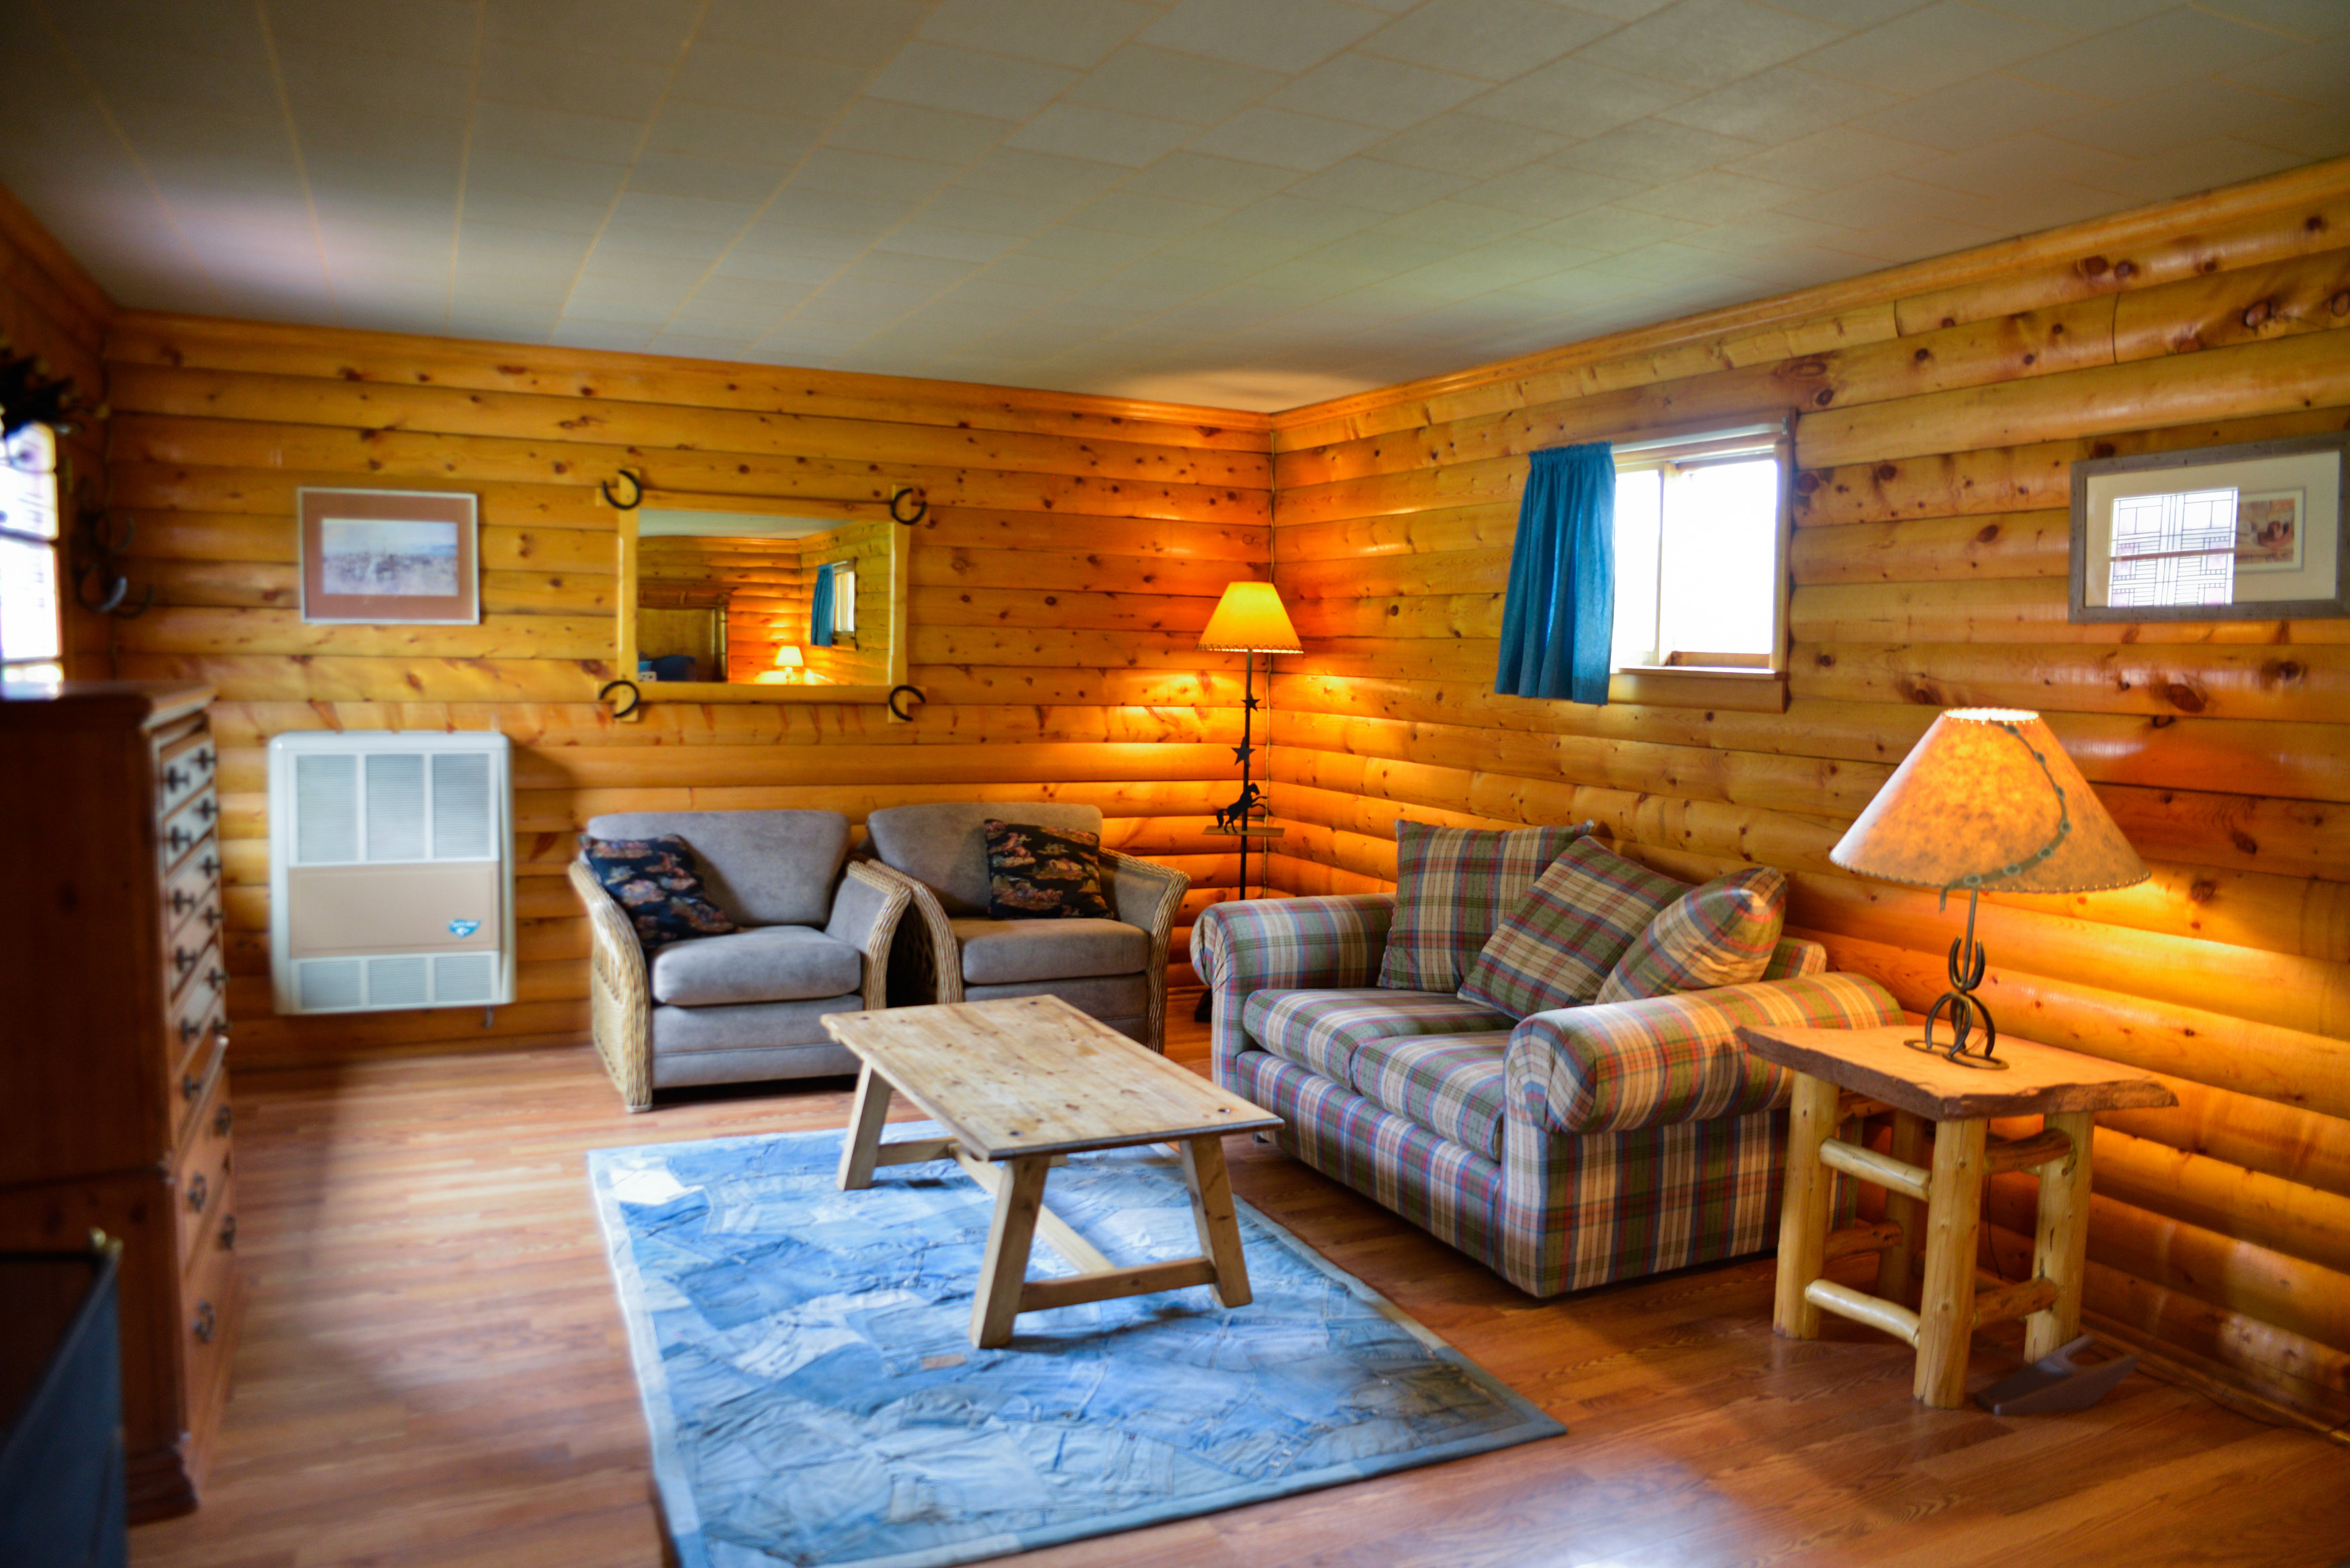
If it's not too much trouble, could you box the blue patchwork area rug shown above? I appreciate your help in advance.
[589,1126,1563,1568]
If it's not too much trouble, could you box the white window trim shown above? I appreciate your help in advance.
[1608,418,1793,712]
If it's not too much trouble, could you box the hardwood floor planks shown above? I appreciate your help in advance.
[130,1019,2350,1568]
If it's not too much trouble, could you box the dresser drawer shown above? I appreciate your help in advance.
[163,847,224,943]
[156,724,218,821]
[160,789,221,875]
[172,1075,234,1279]
[178,1204,241,1431]
[172,1027,228,1146]
[170,950,227,1076]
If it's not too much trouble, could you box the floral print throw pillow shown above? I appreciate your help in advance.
[578,834,739,949]
[983,820,1114,920]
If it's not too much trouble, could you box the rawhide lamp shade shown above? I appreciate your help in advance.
[1197,581,1302,654]
[1832,709,2147,1065]
[771,644,804,669]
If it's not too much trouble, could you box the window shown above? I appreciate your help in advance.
[0,423,63,686]
[831,565,857,636]
[1610,423,1789,687]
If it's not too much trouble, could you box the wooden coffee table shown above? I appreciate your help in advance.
[823,994,1283,1349]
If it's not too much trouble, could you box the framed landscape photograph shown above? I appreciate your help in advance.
[299,488,478,624]
[2069,433,2347,624]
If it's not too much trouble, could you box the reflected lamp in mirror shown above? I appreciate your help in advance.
[2071,433,2346,623]
[1830,708,2148,1069]
[757,644,805,685]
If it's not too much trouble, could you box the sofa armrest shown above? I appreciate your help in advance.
[569,856,654,1111]
[1193,894,1396,1083]
[1505,973,1901,1136]
[828,861,913,1011]
[1102,848,1188,1052]
[857,861,961,1006]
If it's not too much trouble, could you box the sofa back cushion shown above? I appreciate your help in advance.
[585,810,849,927]
[1458,838,1686,1018]
[1596,866,1788,1003]
[866,802,1104,917]
[1377,820,1591,993]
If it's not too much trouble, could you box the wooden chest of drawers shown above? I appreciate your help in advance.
[0,681,240,1520]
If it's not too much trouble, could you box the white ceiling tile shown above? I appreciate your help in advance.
[1726,127,1936,190]
[2197,0,2350,39]
[953,148,1133,202]
[914,187,1087,235]
[1368,199,1548,248]
[2009,7,2297,98]
[1069,190,1231,240]
[792,148,958,201]
[754,189,908,238]
[1798,1,2073,96]
[1005,104,1197,167]
[464,150,630,205]
[1220,193,1389,244]
[1264,52,1491,130]
[1615,169,1810,223]
[1901,133,2133,195]
[699,0,930,66]
[1299,230,1453,273]
[1759,0,1940,24]
[1119,153,1303,207]
[1358,0,1618,81]
[1062,46,1285,126]
[1677,208,1865,255]
[1153,225,1319,268]
[1660,66,1901,144]
[1010,224,1166,266]
[271,0,481,64]
[624,154,790,205]
[1473,57,1697,139]
[1555,121,1767,185]
[668,45,867,117]
[2222,34,2350,102]
[1285,158,1477,214]
[710,248,853,285]
[1116,254,1256,293]
[867,40,1082,121]
[466,101,643,165]
[919,0,1160,69]
[486,0,700,60]
[608,193,757,234]
[2243,103,2350,160]
[2055,79,2315,157]
[1577,0,1846,92]
[1775,173,2004,229]
[1138,0,1388,75]
[1367,113,1571,178]
[1848,71,2103,150]
[1184,108,1391,173]
[1826,213,2006,263]
[459,194,612,235]
[2086,135,2308,199]
[1525,204,1706,254]
[1454,162,1638,219]
[475,42,672,120]
[1973,0,2184,32]
[875,224,1030,262]
[827,100,1011,164]
[648,104,827,165]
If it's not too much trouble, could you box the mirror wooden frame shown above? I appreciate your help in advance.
[612,504,910,710]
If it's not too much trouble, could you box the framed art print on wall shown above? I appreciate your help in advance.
[2070,433,2347,624]
[299,487,479,624]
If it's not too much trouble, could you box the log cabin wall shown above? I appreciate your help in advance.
[97,310,1272,1069]
[799,516,892,689]
[0,184,112,679]
[1266,156,2350,1426]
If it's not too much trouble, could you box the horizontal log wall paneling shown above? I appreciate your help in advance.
[103,312,1271,1067]
[1264,158,2350,1425]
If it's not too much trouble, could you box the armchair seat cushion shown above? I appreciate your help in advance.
[1347,1031,1513,1161]
[951,916,1147,985]
[649,926,862,1007]
[1242,987,1511,1086]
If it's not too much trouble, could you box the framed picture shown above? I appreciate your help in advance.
[299,488,478,624]
[2071,434,2347,623]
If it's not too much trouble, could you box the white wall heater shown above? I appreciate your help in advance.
[267,732,516,1014]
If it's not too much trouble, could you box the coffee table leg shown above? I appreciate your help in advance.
[837,1063,894,1191]
[1180,1135,1252,1309]
[972,1155,1050,1349]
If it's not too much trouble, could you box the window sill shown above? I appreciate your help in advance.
[1607,665,1788,713]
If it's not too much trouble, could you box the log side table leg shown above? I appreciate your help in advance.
[837,1062,894,1191]
[1179,1134,1252,1309]
[1878,1110,1930,1306]
[2028,1110,2096,1361]
[1914,1116,1989,1408]
[1773,1070,1841,1339]
[972,1155,1050,1349]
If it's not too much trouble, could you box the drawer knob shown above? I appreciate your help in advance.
[196,748,215,771]
[198,797,218,820]
[192,1300,216,1344]
[175,946,199,973]
[200,855,221,877]
[207,967,226,991]
[187,1173,209,1214]
[219,1214,237,1251]
[203,905,223,927]
[168,826,192,852]
[214,1102,233,1138]
[163,765,187,790]
[180,1017,200,1044]
[183,1070,203,1101]
[171,888,195,914]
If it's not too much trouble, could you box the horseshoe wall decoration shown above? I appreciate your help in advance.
[887,684,925,722]
[600,469,644,509]
[888,486,927,525]
[598,678,643,719]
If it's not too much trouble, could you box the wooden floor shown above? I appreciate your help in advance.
[134,1018,2350,1568]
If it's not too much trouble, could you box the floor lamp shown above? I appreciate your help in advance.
[1194,581,1301,1020]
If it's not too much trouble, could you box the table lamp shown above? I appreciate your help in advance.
[770,643,803,683]
[1830,708,2147,1069]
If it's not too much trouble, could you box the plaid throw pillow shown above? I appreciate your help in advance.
[1596,866,1789,1003]
[984,819,1113,919]
[578,834,738,950]
[1376,820,1590,993]
[1458,838,1687,1018]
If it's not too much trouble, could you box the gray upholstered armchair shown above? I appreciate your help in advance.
[861,802,1188,1052]
[569,809,909,1110]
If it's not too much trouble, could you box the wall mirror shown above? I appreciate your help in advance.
[2071,433,2347,624]
[613,501,908,707]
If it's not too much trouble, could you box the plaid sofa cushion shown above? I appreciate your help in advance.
[1597,866,1789,1003]
[1349,1032,1513,1161]
[1759,936,1826,980]
[1509,972,1903,1135]
[1377,820,1591,993]
[1243,987,1511,1087]
[1458,838,1686,1018]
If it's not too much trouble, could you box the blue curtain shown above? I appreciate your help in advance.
[810,562,835,647]
[1495,442,1613,704]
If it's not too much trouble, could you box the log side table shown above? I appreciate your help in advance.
[1736,1022,2174,1409]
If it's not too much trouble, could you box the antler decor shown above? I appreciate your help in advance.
[0,335,101,438]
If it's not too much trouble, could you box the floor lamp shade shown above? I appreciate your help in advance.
[1198,581,1301,654]
[1830,709,2147,897]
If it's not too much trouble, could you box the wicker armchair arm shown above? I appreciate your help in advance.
[568,857,654,1111]
[857,861,963,1006]
[831,861,912,1010]
[1102,848,1188,1053]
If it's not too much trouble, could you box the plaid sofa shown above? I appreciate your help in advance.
[1193,893,1900,1297]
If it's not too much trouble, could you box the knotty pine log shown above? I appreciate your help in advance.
[1791,578,2350,647]
[1790,640,2350,723]
[2083,1128,2350,1281]
[914,544,1254,599]
[106,311,1272,450]
[117,507,618,573]
[115,606,611,660]
[139,558,611,616]
[2102,1073,2350,1200]
[2110,246,2350,360]
[1272,499,1513,567]
[908,586,1218,635]
[110,464,621,530]
[911,506,1266,562]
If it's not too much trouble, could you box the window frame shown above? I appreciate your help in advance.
[1607,418,1793,714]
[0,422,66,687]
